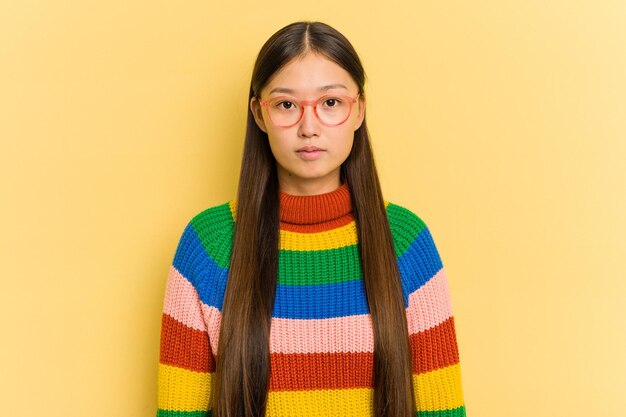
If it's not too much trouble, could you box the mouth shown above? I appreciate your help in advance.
[296,146,325,160]
[297,145,324,152]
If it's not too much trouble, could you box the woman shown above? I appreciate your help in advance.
[157,21,466,417]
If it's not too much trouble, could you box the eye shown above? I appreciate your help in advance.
[276,100,296,110]
[323,97,342,107]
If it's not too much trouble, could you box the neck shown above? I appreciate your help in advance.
[277,171,342,196]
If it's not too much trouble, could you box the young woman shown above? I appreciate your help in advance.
[157,21,466,417]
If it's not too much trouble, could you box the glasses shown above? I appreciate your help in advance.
[259,93,360,128]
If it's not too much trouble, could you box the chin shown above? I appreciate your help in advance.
[297,170,332,179]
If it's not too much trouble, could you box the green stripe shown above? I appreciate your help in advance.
[387,202,427,257]
[190,202,235,268]
[155,405,465,417]
[417,405,466,416]
[187,201,427,283]
[157,410,211,417]
[278,244,362,285]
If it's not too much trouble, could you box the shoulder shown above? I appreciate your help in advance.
[384,200,428,248]
[384,200,428,233]
[173,199,236,271]
[188,199,236,239]
[383,200,441,262]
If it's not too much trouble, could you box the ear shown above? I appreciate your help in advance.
[250,96,268,133]
[354,94,366,131]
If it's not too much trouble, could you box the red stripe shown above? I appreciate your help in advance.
[280,214,355,233]
[410,316,460,374]
[159,313,215,372]
[269,351,373,391]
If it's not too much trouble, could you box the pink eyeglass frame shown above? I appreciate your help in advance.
[258,93,360,128]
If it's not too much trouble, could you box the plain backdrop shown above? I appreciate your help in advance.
[1,1,625,416]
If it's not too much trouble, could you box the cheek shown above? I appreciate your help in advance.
[266,131,293,161]
[330,129,356,155]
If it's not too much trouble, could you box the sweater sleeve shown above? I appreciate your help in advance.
[406,222,467,417]
[157,222,214,417]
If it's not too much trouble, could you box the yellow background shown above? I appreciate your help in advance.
[1,1,625,416]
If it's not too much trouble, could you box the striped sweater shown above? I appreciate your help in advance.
[157,182,466,416]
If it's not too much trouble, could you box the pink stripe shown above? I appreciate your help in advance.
[201,304,222,357]
[270,314,375,354]
[406,268,454,335]
[199,305,375,355]
[163,266,207,332]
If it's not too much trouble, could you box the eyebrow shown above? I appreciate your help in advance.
[268,84,348,95]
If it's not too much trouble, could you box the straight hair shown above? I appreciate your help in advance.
[214,21,415,417]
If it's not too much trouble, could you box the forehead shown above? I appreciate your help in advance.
[263,52,358,96]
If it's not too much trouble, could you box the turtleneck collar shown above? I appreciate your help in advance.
[279,182,353,226]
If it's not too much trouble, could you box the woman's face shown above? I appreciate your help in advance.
[250,52,365,195]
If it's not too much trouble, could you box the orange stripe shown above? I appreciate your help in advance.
[280,213,355,233]
[159,313,214,372]
[269,351,373,391]
[410,316,460,374]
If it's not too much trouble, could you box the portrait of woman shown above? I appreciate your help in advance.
[157,21,466,417]
[4,1,624,416]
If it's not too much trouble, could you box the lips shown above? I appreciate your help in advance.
[296,146,325,161]
[297,145,323,152]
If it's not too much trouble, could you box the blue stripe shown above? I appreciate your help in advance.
[397,226,443,305]
[171,221,443,318]
[172,222,229,311]
[272,279,369,319]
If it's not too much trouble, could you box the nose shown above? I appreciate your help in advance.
[297,103,320,138]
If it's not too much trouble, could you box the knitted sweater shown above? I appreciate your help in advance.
[157,183,466,416]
